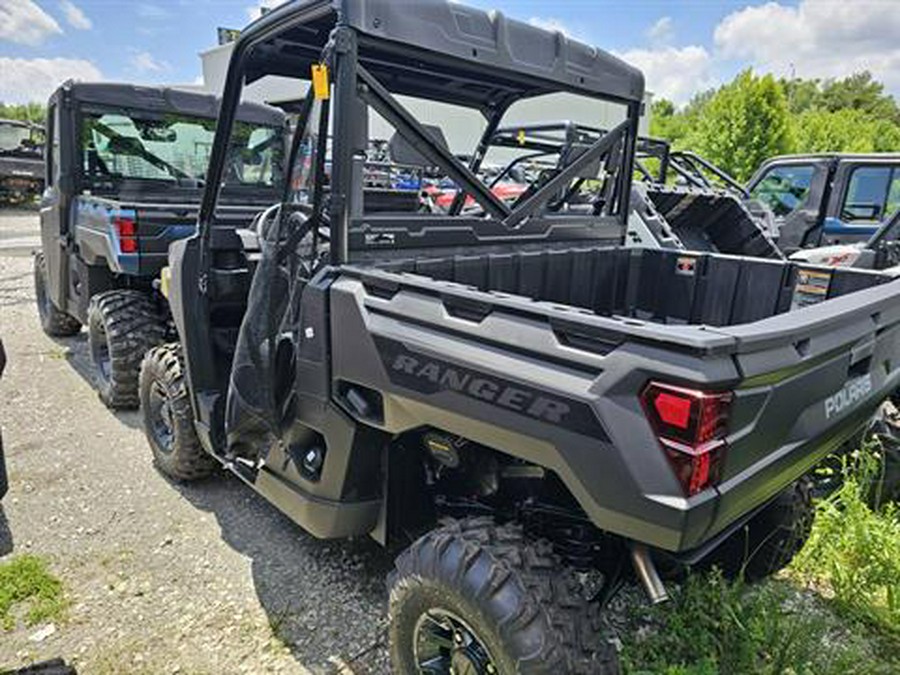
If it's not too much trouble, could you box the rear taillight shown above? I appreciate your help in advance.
[114,216,137,254]
[641,381,732,496]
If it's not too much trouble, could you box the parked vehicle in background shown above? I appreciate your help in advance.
[748,153,900,252]
[429,122,781,258]
[0,118,44,204]
[34,81,286,408]
[635,136,780,241]
[790,209,900,274]
[139,2,900,673]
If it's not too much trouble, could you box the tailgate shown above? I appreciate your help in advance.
[135,203,266,275]
[709,276,900,535]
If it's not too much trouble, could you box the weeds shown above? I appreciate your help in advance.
[0,554,68,629]
[621,572,885,674]
[793,447,900,633]
[623,443,900,674]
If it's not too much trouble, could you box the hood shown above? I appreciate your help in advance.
[789,243,865,268]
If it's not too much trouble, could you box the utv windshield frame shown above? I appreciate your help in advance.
[77,106,284,191]
[48,81,286,200]
[199,0,645,264]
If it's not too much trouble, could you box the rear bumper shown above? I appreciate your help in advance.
[708,408,869,542]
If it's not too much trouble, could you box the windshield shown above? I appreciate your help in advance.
[0,122,43,155]
[346,94,630,219]
[81,110,283,191]
[750,164,815,217]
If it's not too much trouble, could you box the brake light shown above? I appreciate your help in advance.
[114,216,138,254]
[641,382,732,496]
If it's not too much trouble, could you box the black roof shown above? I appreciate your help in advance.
[49,81,285,127]
[238,0,644,108]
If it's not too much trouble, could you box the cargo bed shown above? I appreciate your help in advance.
[337,246,900,549]
[367,246,890,331]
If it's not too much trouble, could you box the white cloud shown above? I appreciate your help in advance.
[646,16,673,43]
[0,0,62,46]
[59,0,90,30]
[0,57,101,103]
[615,45,714,105]
[130,51,170,74]
[714,0,900,94]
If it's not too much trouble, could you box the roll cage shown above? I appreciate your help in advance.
[633,135,749,198]
[199,0,645,265]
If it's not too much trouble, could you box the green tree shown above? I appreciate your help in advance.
[794,109,878,153]
[649,97,681,141]
[820,71,899,122]
[686,70,793,182]
[779,77,822,114]
[0,102,46,125]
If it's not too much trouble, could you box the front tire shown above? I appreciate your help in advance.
[139,343,217,481]
[33,252,81,337]
[388,518,619,675]
[88,290,167,409]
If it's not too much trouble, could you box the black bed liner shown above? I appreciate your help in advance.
[371,247,889,328]
[636,184,781,259]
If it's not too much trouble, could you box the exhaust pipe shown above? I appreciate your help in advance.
[630,543,669,604]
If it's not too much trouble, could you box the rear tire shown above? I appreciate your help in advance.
[700,478,814,582]
[34,252,81,337]
[88,290,167,409]
[388,517,619,675]
[139,343,217,481]
[868,400,900,507]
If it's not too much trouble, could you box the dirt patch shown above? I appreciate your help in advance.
[0,233,389,673]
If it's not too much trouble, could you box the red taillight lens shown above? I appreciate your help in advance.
[114,217,138,254]
[115,217,136,237]
[642,382,732,496]
[654,391,692,430]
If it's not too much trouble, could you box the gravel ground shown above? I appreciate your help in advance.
[0,210,391,674]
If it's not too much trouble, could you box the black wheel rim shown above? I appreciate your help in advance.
[91,320,112,382]
[148,380,175,453]
[413,608,499,675]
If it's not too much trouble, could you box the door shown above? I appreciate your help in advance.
[225,90,332,458]
[821,162,900,246]
[38,102,69,309]
[748,160,829,251]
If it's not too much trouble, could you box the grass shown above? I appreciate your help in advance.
[793,448,900,633]
[621,444,900,674]
[0,554,68,630]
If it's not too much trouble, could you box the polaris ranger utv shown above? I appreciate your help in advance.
[748,153,900,252]
[140,1,900,672]
[483,123,781,259]
[34,82,286,408]
[0,118,44,204]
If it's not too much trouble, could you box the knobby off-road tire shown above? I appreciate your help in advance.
[869,400,900,507]
[388,517,619,675]
[33,252,81,337]
[701,478,814,582]
[139,343,217,481]
[88,290,167,409]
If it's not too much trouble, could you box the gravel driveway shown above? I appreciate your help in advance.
[0,210,390,674]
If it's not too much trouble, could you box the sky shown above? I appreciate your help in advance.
[1,0,899,106]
